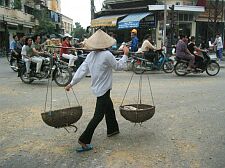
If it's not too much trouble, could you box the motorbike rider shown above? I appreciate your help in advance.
[187,36,204,68]
[129,29,139,52]
[21,37,33,75]
[31,35,45,74]
[139,34,159,62]
[10,35,19,66]
[176,35,195,71]
[60,33,78,68]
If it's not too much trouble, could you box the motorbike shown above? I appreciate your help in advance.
[131,49,174,74]
[73,53,88,72]
[174,50,220,76]
[9,53,21,72]
[18,54,72,87]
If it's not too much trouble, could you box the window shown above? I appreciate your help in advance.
[0,0,4,6]
[5,0,9,7]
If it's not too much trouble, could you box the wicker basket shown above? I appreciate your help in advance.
[41,106,82,128]
[119,104,155,123]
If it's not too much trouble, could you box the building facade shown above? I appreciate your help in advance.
[61,14,73,35]
[91,0,224,49]
[0,0,72,52]
[0,0,36,51]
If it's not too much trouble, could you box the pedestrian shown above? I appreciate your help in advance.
[213,33,223,62]
[65,29,129,152]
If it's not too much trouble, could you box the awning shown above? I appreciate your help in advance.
[23,25,33,29]
[91,14,125,27]
[7,22,18,26]
[118,12,153,29]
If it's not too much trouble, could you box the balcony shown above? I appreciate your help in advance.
[0,6,36,26]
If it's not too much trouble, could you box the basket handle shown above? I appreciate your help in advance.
[65,88,80,107]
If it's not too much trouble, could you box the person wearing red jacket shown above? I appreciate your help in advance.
[60,33,78,67]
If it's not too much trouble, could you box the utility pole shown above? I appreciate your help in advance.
[163,0,167,47]
[90,0,95,20]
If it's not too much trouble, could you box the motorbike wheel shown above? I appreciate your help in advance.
[174,62,188,76]
[10,59,18,72]
[132,60,145,74]
[20,67,34,84]
[162,60,174,73]
[206,62,220,76]
[6,52,11,62]
[54,68,72,87]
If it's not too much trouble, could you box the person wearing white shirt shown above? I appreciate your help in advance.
[213,33,223,62]
[21,37,33,74]
[65,29,129,152]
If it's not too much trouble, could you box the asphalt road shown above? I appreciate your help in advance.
[0,57,225,168]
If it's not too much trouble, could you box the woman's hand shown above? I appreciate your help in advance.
[65,84,72,91]
[123,46,129,56]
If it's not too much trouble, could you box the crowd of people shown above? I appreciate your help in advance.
[9,29,223,76]
[9,33,85,76]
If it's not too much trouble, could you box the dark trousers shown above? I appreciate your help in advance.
[79,90,119,144]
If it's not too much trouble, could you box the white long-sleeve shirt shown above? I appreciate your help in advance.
[70,50,128,97]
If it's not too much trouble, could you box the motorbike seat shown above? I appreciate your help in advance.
[175,57,190,62]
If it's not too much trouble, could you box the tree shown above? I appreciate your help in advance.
[34,8,56,35]
[72,22,86,39]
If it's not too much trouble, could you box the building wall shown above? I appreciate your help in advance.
[47,0,61,12]
[61,15,73,35]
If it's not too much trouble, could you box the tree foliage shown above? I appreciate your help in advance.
[34,8,56,35]
[72,22,86,39]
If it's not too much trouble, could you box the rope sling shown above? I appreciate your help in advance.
[41,56,82,133]
[120,71,155,124]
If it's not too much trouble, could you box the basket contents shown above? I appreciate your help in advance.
[123,105,143,111]
[120,104,155,123]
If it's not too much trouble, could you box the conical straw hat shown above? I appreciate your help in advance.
[85,29,116,49]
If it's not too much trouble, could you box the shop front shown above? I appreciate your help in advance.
[90,12,157,46]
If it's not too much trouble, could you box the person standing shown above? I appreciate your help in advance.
[130,29,139,52]
[213,33,223,62]
[65,29,129,152]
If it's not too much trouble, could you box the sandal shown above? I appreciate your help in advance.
[76,144,93,153]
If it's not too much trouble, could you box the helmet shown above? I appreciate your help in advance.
[64,33,72,38]
[131,29,137,34]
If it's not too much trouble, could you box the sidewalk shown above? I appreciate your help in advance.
[220,61,225,68]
